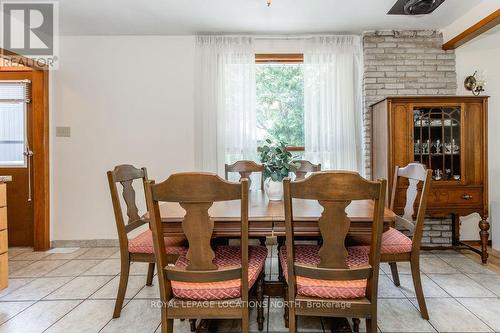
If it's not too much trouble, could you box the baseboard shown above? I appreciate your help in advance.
[51,239,119,248]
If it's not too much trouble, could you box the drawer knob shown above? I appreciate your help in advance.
[462,194,473,200]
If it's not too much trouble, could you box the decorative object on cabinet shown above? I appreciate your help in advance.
[370,96,489,263]
[464,71,486,96]
[0,177,10,290]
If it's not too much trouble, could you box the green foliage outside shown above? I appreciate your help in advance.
[256,64,304,147]
[258,139,301,182]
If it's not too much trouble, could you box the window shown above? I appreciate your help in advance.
[255,54,304,151]
[0,81,29,166]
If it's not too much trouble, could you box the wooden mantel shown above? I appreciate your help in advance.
[442,9,500,50]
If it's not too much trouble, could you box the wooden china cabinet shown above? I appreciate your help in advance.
[370,96,489,263]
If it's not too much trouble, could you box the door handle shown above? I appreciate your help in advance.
[23,146,33,202]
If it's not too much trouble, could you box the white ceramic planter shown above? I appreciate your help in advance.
[264,178,283,201]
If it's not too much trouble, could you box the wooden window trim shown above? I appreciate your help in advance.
[256,54,305,152]
[255,53,303,63]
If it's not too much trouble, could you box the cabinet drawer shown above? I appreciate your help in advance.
[0,230,7,254]
[0,207,6,230]
[0,253,7,290]
[428,188,483,207]
[0,183,5,207]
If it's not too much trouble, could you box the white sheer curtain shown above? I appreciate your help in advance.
[194,36,257,178]
[303,35,364,173]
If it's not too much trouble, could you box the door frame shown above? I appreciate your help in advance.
[1,50,50,250]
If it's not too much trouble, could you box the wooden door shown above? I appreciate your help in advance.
[0,72,34,246]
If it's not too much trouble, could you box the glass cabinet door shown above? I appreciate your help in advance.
[413,106,462,182]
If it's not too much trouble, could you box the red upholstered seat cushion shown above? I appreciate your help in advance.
[171,245,268,301]
[128,230,186,255]
[279,245,369,299]
[350,227,413,254]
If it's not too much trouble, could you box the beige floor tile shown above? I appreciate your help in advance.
[10,260,68,278]
[378,274,406,298]
[420,257,459,274]
[110,249,121,259]
[398,274,449,298]
[44,248,91,260]
[467,274,500,296]
[91,275,147,300]
[129,262,152,276]
[410,297,492,332]
[7,247,33,259]
[45,259,102,277]
[0,300,79,333]
[381,262,411,275]
[100,299,160,333]
[9,250,51,261]
[0,301,34,325]
[134,276,159,299]
[377,298,436,332]
[427,274,495,298]
[0,278,34,298]
[45,276,114,300]
[440,256,496,275]
[76,247,118,260]
[82,259,121,276]
[1,277,73,301]
[8,260,34,274]
[45,299,115,333]
[457,298,500,332]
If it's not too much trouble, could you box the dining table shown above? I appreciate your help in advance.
[156,189,396,333]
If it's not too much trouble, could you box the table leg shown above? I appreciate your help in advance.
[479,215,490,264]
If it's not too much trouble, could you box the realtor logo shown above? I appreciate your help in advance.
[1,1,59,68]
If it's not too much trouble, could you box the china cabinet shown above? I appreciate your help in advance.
[370,96,489,263]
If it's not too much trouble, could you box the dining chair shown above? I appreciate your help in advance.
[145,173,267,333]
[107,165,187,319]
[350,163,432,321]
[280,171,386,333]
[225,160,264,190]
[292,160,321,180]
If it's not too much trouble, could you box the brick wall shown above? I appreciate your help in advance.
[362,30,457,246]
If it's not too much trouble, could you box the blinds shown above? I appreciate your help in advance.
[0,80,31,166]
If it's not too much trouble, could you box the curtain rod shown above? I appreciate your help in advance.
[197,34,361,40]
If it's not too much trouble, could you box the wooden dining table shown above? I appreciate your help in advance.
[155,190,396,333]
[157,189,396,237]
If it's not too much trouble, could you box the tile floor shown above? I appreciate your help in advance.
[1,246,500,333]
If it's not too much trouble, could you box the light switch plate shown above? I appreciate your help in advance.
[56,126,71,137]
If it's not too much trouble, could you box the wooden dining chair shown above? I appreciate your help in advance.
[280,172,386,333]
[107,165,187,319]
[145,173,267,333]
[225,160,264,190]
[351,163,432,321]
[292,160,321,180]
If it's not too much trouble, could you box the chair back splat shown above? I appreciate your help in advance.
[283,171,386,333]
[225,160,264,189]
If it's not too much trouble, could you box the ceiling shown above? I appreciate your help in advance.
[57,0,481,36]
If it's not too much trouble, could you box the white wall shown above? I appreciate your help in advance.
[441,0,500,44]
[51,36,196,241]
[454,29,500,249]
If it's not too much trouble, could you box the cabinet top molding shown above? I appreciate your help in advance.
[370,95,489,108]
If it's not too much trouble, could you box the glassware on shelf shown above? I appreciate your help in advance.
[434,169,443,180]
[414,139,421,154]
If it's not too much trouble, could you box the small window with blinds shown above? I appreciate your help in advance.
[0,80,30,167]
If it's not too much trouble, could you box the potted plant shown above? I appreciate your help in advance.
[258,139,300,201]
